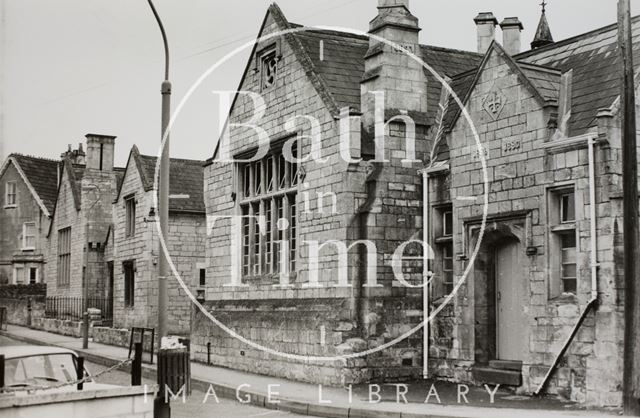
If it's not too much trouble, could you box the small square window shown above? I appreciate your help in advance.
[199,268,206,286]
[124,261,135,307]
[29,267,38,285]
[560,233,577,294]
[560,192,575,223]
[442,244,454,294]
[443,211,453,237]
[125,196,136,237]
[5,181,16,207]
[23,222,36,250]
[13,267,24,285]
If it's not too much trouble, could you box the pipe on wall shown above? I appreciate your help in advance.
[422,169,430,379]
[534,134,600,396]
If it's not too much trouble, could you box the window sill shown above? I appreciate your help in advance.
[549,293,578,304]
[551,223,576,233]
[21,248,35,252]
[435,236,453,244]
[4,205,17,209]
[243,272,297,285]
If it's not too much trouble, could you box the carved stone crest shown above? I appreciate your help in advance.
[482,87,507,121]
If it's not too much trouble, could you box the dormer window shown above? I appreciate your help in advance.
[260,49,278,91]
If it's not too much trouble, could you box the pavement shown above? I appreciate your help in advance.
[0,324,620,418]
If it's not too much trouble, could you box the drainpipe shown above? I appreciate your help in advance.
[422,169,430,379]
[353,163,383,333]
[535,134,599,395]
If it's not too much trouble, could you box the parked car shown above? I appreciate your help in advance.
[2,346,118,393]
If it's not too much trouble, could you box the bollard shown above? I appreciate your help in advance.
[82,311,89,349]
[1,354,4,391]
[207,342,211,365]
[76,356,84,391]
[132,342,142,386]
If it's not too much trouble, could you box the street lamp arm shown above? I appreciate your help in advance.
[146,0,170,81]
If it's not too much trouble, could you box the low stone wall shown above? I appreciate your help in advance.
[190,296,424,387]
[0,284,46,327]
[92,326,155,353]
[31,317,87,338]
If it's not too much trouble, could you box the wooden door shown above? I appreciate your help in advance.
[495,240,526,361]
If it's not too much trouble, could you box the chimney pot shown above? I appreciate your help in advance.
[474,12,498,54]
[378,0,409,8]
[500,17,523,55]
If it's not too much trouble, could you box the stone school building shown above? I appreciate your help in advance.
[197,0,636,407]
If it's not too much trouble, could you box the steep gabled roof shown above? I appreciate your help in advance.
[291,27,483,119]
[0,154,60,216]
[445,41,559,132]
[516,15,640,136]
[209,3,483,163]
[116,146,205,214]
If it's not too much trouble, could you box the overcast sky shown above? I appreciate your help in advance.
[0,0,630,166]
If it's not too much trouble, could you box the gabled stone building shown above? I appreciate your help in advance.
[112,146,205,336]
[198,0,481,386]
[45,134,124,304]
[0,154,59,285]
[197,0,639,407]
[426,10,636,405]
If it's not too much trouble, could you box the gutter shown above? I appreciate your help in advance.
[534,134,600,395]
[420,163,449,380]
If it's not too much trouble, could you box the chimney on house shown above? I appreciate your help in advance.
[474,12,498,54]
[361,0,428,146]
[60,143,86,165]
[85,134,116,171]
[500,17,524,55]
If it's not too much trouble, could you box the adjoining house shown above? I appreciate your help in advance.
[45,134,124,322]
[198,0,636,407]
[112,145,206,336]
[0,154,59,285]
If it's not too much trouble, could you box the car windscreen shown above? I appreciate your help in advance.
[5,354,77,388]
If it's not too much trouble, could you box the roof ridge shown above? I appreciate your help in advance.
[10,153,60,164]
[517,14,640,59]
[420,44,482,57]
[138,153,204,164]
[292,25,481,56]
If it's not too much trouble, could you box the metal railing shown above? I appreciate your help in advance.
[44,297,113,322]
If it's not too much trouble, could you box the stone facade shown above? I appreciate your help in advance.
[425,42,627,406]
[198,2,438,386]
[111,147,205,336]
[198,0,635,408]
[0,156,57,286]
[46,135,119,303]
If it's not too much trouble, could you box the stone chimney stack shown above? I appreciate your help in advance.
[474,12,498,54]
[85,134,115,171]
[500,17,524,55]
[361,0,428,152]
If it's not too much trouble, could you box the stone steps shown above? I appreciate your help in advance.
[489,359,523,371]
[473,364,522,386]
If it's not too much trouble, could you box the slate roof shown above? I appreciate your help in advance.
[9,154,60,214]
[293,27,483,121]
[515,15,640,136]
[135,153,205,214]
[443,16,640,139]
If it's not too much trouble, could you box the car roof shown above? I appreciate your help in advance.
[0,345,78,360]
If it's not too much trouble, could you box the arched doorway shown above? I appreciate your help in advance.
[471,222,527,364]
